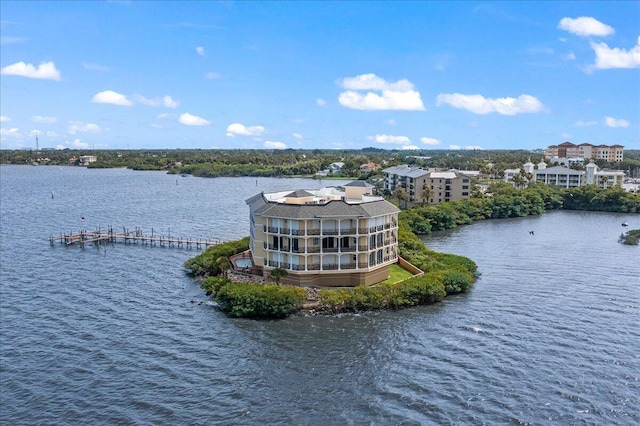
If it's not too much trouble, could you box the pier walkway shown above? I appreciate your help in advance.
[50,226,220,250]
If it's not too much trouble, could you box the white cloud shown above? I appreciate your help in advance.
[55,139,90,150]
[226,123,265,137]
[196,46,205,56]
[367,134,411,144]
[1,61,61,80]
[68,122,101,135]
[71,139,89,149]
[157,113,174,119]
[0,127,20,136]
[436,93,544,115]
[575,120,598,127]
[386,119,396,126]
[205,71,222,79]
[566,52,576,60]
[82,62,111,72]
[605,116,630,128]
[0,116,10,122]
[134,94,180,108]
[590,37,640,69]
[0,36,28,45]
[265,141,287,149]
[92,90,132,106]
[293,133,303,140]
[449,145,461,150]
[179,113,211,126]
[420,137,441,146]
[401,145,420,150]
[32,116,58,123]
[316,98,327,107]
[338,73,425,111]
[558,17,614,37]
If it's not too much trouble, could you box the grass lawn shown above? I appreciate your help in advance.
[377,263,416,286]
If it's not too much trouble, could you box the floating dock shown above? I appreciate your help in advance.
[50,226,220,250]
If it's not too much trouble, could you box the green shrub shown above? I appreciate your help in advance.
[183,237,249,277]
[441,267,474,295]
[201,276,230,295]
[214,283,306,319]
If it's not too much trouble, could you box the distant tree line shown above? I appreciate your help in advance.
[3,148,638,179]
[400,182,640,236]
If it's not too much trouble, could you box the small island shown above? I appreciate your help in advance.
[184,181,477,319]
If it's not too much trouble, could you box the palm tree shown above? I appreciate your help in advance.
[421,182,433,205]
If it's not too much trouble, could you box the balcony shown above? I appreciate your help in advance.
[291,229,305,236]
[307,247,321,253]
[307,264,321,270]
[358,244,369,251]
[340,246,356,252]
[291,264,305,271]
[340,228,357,235]
[358,262,368,269]
[340,263,356,270]
[322,230,339,235]
[267,226,278,233]
[322,264,339,270]
[307,229,321,235]
[323,247,339,253]
[279,228,290,235]
[358,228,369,234]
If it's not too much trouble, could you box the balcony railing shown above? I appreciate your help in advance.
[358,262,368,269]
[340,228,357,235]
[279,228,290,235]
[267,226,278,233]
[340,246,356,252]
[340,263,356,270]
[307,247,321,253]
[307,229,321,235]
[322,264,339,270]
[358,228,369,234]
[323,247,339,253]
[322,230,339,235]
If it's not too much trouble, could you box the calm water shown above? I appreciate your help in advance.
[1,165,638,425]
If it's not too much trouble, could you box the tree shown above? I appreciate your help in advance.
[421,182,433,206]
[270,267,288,284]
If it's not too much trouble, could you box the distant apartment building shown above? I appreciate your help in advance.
[383,165,471,207]
[545,142,624,162]
[506,159,625,189]
[246,181,399,287]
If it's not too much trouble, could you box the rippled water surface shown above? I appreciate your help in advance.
[1,165,639,425]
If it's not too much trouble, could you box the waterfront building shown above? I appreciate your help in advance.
[382,165,471,207]
[507,159,626,189]
[246,181,400,287]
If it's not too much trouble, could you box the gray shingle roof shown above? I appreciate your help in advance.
[345,180,373,188]
[253,199,399,219]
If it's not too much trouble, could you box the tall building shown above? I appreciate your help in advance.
[246,181,400,287]
[383,165,471,207]
[545,142,624,162]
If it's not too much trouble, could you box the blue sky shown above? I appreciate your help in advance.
[1,1,638,151]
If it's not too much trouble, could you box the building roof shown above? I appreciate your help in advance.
[534,166,584,176]
[252,199,399,219]
[345,180,373,188]
[285,190,315,198]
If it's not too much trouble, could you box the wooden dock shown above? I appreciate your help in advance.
[50,226,220,250]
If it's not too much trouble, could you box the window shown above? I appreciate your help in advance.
[312,238,319,245]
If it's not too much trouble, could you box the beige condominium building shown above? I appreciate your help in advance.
[383,165,472,207]
[246,181,400,287]
[545,142,624,162]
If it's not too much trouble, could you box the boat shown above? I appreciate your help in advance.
[622,222,628,226]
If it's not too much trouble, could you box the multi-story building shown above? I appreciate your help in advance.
[383,165,471,207]
[508,160,625,189]
[545,142,624,162]
[246,181,400,287]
